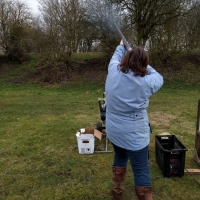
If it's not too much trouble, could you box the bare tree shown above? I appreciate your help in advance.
[60,0,87,53]
[83,0,124,61]
[0,0,12,53]
[84,0,123,38]
[0,0,34,61]
[111,0,189,47]
[183,1,200,50]
[148,0,200,52]
[39,0,87,58]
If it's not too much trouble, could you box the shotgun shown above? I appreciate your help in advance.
[114,23,132,51]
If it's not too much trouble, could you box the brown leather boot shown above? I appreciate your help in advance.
[112,166,126,200]
[134,186,153,200]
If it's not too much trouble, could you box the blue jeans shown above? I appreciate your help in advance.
[112,143,151,186]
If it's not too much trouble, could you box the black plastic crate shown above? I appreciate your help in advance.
[155,135,187,177]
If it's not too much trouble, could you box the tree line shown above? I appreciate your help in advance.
[0,0,200,63]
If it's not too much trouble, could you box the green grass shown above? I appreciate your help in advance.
[72,52,104,61]
[0,81,200,200]
[0,50,200,200]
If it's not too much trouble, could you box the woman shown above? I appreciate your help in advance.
[105,40,163,200]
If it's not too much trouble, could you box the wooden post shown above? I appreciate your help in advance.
[194,99,200,165]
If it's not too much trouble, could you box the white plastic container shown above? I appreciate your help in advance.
[76,133,95,154]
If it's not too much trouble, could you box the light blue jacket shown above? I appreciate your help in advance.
[105,45,163,150]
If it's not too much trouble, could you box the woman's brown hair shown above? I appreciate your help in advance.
[119,46,149,76]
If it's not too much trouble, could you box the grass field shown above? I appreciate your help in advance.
[0,80,200,200]
[0,51,200,199]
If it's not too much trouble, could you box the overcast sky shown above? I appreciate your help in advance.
[24,0,40,14]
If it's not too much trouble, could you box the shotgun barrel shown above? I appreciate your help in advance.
[114,23,132,51]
